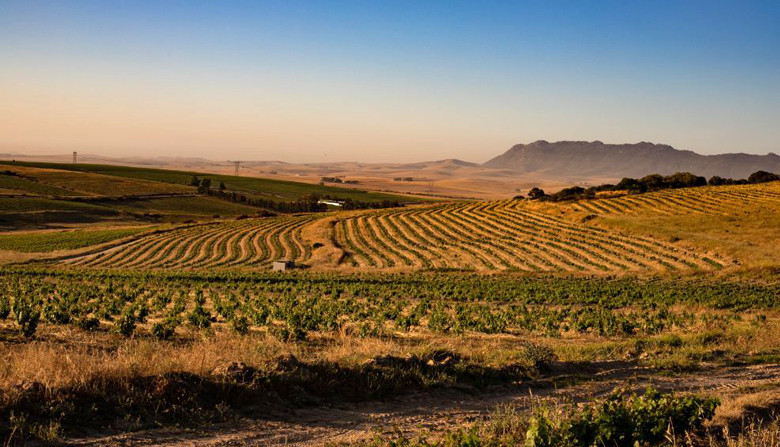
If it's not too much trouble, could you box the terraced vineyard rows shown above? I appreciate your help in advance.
[58,184,773,272]
[58,197,728,272]
[333,200,722,272]
[63,215,318,269]
[571,182,780,216]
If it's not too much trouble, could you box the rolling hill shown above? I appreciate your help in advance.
[0,161,420,230]
[52,181,780,273]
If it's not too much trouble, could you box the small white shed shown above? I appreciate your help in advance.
[272,260,295,271]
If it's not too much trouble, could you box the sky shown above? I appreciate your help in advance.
[1,1,779,163]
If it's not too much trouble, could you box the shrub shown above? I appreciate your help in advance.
[12,294,41,338]
[112,307,137,337]
[187,292,212,329]
[75,316,100,331]
[524,387,719,447]
[151,320,177,340]
[747,170,780,184]
[527,187,546,199]
[0,294,10,319]
[229,314,249,335]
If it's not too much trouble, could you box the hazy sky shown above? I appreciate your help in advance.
[1,1,779,163]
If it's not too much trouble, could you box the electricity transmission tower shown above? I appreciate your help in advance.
[72,152,78,164]
[229,161,241,176]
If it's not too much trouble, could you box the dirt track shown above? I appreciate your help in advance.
[68,363,780,447]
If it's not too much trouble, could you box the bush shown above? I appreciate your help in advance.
[151,320,176,340]
[527,187,546,199]
[12,294,40,338]
[112,307,136,337]
[0,294,10,319]
[75,316,100,331]
[187,292,212,329]
[747,170,780,184]
[524,387,719,447]
[229,314,249,335]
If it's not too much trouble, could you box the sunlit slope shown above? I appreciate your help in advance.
[560,182,780,268]
[570,182,780,216]
[55,183,780,272]
[332,201,721,272]
[60,200,725,272]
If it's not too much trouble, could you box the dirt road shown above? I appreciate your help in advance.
[69,363,780,447]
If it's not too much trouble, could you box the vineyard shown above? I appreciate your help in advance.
[570,181,780,216]
[1,269,776,340]
[56,198,727,272]
[63,215,318,269]
[332,200,722,271]
[2,268,777,445]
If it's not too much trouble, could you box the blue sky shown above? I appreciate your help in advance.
[1,0,778,162]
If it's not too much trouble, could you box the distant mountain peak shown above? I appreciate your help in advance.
[432,158,478,167]
[483,141,780,179]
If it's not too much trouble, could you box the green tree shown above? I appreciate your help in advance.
[527,187,546,199]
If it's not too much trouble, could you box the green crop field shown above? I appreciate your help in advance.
[0,173,79,196]
[0,164,193,197]
[0,197,114,213]
[0,227,151,252]
[102,196,262,216]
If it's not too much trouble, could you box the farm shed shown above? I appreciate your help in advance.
[272,260,295,271]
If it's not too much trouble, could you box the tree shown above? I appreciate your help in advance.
[190,176,201,187]
[708,176,727,186]
[219,181,226,190]
[665,172,706,188]
[554,186,586,201]
[747,170,780,184]
[615,177,646,193]
[639,174,664,191]
[527,187,546,199]
[197,178,212,194]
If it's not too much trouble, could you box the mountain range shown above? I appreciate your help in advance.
[483,141,780,179]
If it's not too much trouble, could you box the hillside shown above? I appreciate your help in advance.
[0,161,420,231]
[4,161,421,203]
[52,182,780,273]
[484,140,780,179]
[0,154,595,199]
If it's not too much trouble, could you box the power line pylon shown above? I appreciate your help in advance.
[72,151,78,164]
[229,161,241,176]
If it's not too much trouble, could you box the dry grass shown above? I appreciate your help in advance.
[710,419,780,446]
[713,389,780,428]
[598,210,780,269]
[0,329,289,390]
[1,311,777,393]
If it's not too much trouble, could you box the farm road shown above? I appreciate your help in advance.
[69,363,780,447]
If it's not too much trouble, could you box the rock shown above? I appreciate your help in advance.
[364,353,420,368]
[271,354,304,372]
[212,362,257,383]
[424,350,460,367]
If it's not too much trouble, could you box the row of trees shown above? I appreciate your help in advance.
[207,189,328,213]
[523,170,779,202]
[338,198,404,210]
